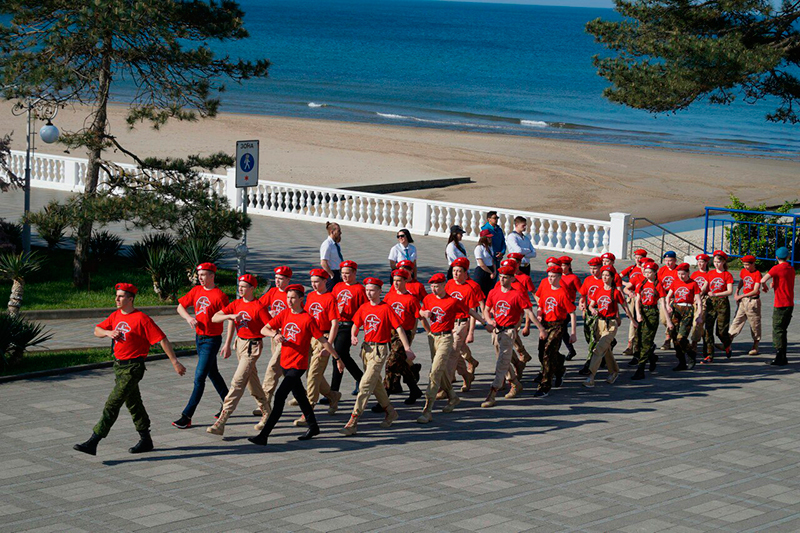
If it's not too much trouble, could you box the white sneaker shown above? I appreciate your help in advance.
[583,377,595,388]
[606,372,619,384]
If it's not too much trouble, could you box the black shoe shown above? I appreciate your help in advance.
[533,373,543,384]
[631,365,646,380]
[627,356,639,367]
[672,363,688,372]
[371,403,386,413]
[172,415,192,429]
[404,387,423,405]
[578,364,591,376]
[129,430,154,454]
[352,386,359,396]
[533,390,549,398]
[412,363,422,382]
[770,358,788,366]
[297,425,321,441]
[554,374,563,388]
[248,433,269,446]
[687,354,697,370]
[565,352,575,361]
[252,409,263,416]
[319,397,331,405]
[73,433,102,456]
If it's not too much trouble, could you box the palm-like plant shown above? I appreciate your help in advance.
[0,251,44,315]
[144,247,185,302]
[177,236,225,284]
[0,313,53,370]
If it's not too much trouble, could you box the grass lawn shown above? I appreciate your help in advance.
[1,342,195,377]
[0,247,240,310]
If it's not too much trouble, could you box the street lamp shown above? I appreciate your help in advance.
[11,97,60,253]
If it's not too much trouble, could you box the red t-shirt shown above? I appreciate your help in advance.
[636,280,667,306]
[658,266,678,291]
[535,283,576,322]
[97,310,166,360]
[259,287,289,317]
[333,282,367,322]
[590,286,627,318]
[268,310,321,370]
[579,275,603,302]
[353,301,402,343]
[446,279,483,319]
[740,268,762,294]
[561,273,582,302]
[670,278,700,305]
[485,287,533,327]
[305,291,337,332]
[769,262,796,307]
[178,285,230,336]
[515,273,536,295]
[405,280,428,303]
[627,269,645,289]
[383,290,421,331]
[691,270,709,293]
[220,298,271,339]
[494,278,531,303]
[422,294,468,333]
[706,270,734,296]
[621,264,641,278]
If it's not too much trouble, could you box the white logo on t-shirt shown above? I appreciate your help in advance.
[598,295,612,312]
[271,300,286,315]
[744,277,755,291]
[391,302,405,317]
[309,302,324,319]
[675,287,690,301]
[116,322,131,342]
[662,276,675,289]
[495,300,511,317]
[450,291,464,301]
[337,290,352,312]
[544,297,558,314]
[431,307,446,324]
[642,288,655,302]
[709,277,725,292]
[235,311,252,330]
[364,314,381,333]
[284,323,300,342]
[588,285,599,298]
[195,296,211,315]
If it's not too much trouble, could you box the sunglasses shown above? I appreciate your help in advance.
[397,234,407,239]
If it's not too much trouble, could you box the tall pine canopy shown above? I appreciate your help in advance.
[586,0,800,123]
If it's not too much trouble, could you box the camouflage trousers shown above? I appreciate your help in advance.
[93,360,150,438]
[670,305,697,364]
[384,329,419,394]
[538,320,565,393]
[583,310,598,362]
[704,296,732,356]
[636,305,659,365]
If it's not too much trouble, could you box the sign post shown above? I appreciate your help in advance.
[234,140,259,278]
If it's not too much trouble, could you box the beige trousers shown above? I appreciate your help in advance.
[446,319,472,380]
[589,318,621,376]
[306,336,332,404]
[491,329,518,389]
[352,342,391,417]
[729,297,762,342]
[426,333,457,402]
[626,296,637,343]
[222,337,269,413]
[261,336,284,399]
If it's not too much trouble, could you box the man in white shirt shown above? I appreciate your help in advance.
[320,222,344,292]
[505,216,536,276]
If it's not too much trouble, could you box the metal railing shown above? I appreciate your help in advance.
[628,216,704,260]
[704,207,799,265]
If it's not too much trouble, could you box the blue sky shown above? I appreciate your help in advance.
[439,0,615,8]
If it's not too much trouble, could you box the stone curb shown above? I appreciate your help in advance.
[0,349,197,384]
[22,305,176,321]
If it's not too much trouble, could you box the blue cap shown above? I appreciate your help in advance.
[776,247,789,260]
[663,251,676,258]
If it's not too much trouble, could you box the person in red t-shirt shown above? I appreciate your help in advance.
[74,283,186,457]
[531,265,575,397]
[329,260,367,397]
[631,262,668,380]
[172,262,232,430]
[728,255,762,356]
[701,251,734,363]
[397,259,428,303]
[258,265,293,416]
[578,257,604,375]
[445,257,484,392]
[658,251,680,350]
[585,266,629,388]
[622,251,647,360]
[340,277,416,436]
[382,269,423,404]
[417,273,489,424]
[493,257,534,380]
[761,247,796,365]
[559,256,581,360]
[664,264,703,371]
[689,253,711,352]
[206,274,272,436]
[247,284,341,446]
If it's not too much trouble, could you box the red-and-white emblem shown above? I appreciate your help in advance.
[195,296,211,315]
[391,302,405,317]
[544,297,558,315]
[283,323,301,342]
[662,276,674,289]
[709,277,725,293]
[116,322,131,341]
[337,290,352,312]
[308,302,324,319]
[675,287,690,301]
[588,285,599,298]
[364,314,381,333]
[235,311,252,330]
[271,300,287,315]
[495,300,511,317]
[598,295,612,312]
[642,287,655,303]
[743,277,755,291]
[695,276,707,289]
[431,307,446,323]
[450,290,464,301]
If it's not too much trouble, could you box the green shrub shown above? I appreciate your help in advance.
[0,312,53,371]
[144,247,185,302]
[90,230,123,260]
[126,232,176,268]
[26,201,70,249]
[724,195,797,269]
[177,236,225,283]
[0,218,22,253]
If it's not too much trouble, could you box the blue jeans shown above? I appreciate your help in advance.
[182,335,229,418]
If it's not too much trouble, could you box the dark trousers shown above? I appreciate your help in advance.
[94,360,150,438]
[561,318,576,356]
[773,306,793,358]
[473,267,493,298]
[704,296,732,355]
[331,323,364,391]
[182,334,228,418]
[519,263,531,277]
[325,270,342,293]
[258,367,317,436]
[538,320,565,393]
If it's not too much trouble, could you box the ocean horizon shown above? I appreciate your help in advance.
[113,0,799,159]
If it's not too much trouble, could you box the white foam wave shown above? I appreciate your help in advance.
[376,111,500,129]
[520,120,548,128]
[307,102,327,108]
[376,112,409,119]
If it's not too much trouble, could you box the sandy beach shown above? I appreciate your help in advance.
[1,101,798,224]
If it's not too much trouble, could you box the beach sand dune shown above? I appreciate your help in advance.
[2,101,797,224]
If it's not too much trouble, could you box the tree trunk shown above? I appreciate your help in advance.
[7,279,23,315]
[73,34,114,288]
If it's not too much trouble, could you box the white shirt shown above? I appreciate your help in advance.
[388,243,417,263]
[320,236,342,270]
[506,231,536,265]
[474,244,494,266]
[446,241,468,264]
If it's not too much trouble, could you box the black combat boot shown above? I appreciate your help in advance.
[129,430,154,454]
[73,433,102,456]
[631,363,646,380]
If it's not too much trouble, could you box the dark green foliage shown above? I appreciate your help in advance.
[90,230,123,260]
[0,218,22,253]
[125,233,176,268]
[0,133,19,192]
[724,195,797,268]
[586,0,800,123]
[26,200,70,249]
[0,312,53,370]
[177,236,225,283]
[143,246,185,302]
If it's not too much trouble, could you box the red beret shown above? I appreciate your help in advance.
[712,250,728,260]
[500,259,517,269]
[601,252,616,261]
[391,269,410,279]
[397,259,414,269]
[340,260,358,270]
[587,257,602,266]
[695,253,710,262]
[643,262,659,271]
[451,257,470,269]
[599,265,616,275]
[309,268,329,279]
[238,274,258,288]
[558,255,573,264]
[498,266,516,276]
[507,252,525,261]
[428,273,446,284]
[634,249,647,257]
[115,282,138,295]
[676,263,690,272]
[274,266,293,278]
[741,255,756,263]
[479,229,492,237]
[546,265,562,274]
[196,262,217,273]
[363,277,383,288]
[285,283,305,296]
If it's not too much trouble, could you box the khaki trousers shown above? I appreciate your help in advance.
[626,296,637,344]
[426,333,457,402]
[352,342,391,417]
[491,329,517,389]
[729,297,762,342]
[446,319,472,381]
[261,336,284,399]
[306,336,332,404]
[222,337,269,413]
[589,317,620,376]
[690,296,707,348]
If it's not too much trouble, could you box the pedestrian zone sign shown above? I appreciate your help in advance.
[236,140,259,188]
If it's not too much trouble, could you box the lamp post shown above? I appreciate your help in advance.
[11,97,60,253]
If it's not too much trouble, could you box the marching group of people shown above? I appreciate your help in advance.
[73,217,796,455]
